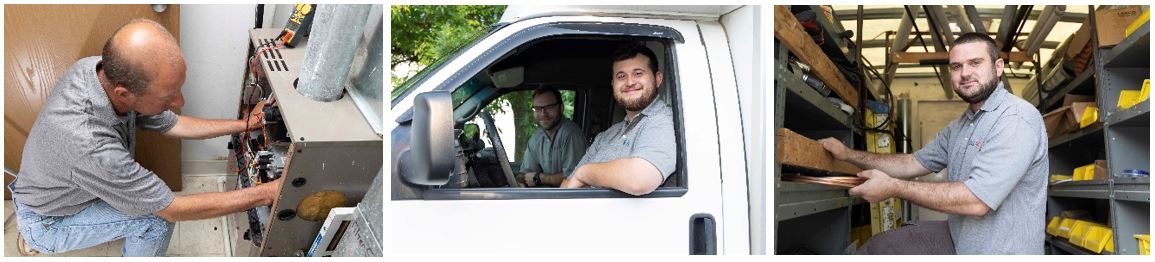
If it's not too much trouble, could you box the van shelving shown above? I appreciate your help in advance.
[1046,8,1149,255]
[774,5,868,252]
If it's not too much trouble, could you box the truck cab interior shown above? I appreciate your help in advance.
[439,36,686,194]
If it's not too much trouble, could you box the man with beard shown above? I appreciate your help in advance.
[517,87,587,187]
[818,33,1047,254]
[560,44,675,196]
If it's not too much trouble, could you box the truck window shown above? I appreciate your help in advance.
[393,21,691,200]
[427,36,687,199]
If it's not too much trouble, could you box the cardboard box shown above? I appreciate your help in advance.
[1067,6,1144,59]
[1063,94,1096,107]
[1044,102,1097,138]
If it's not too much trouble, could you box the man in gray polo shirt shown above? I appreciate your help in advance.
[819,33,1047,254]
[517,87,587,187]
[560,44,676,196]
[10,19,281,256]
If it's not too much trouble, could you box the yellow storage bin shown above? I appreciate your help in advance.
[1125,9,1150,37]
[1118,90,1141,109]
[1047,217,1064,236]
[1058,218,1078,238]
[1083,225,1113,254]
[1107,233,1114,253]
[1137,234,1150,255]
[1079,106,1099,128]
[1069,220,1093,245]
[1141,79,1150,102]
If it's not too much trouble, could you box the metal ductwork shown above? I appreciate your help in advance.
[297,4,373,102]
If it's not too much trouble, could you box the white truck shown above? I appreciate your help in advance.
[389,5,765,254]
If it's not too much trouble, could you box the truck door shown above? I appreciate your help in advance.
[390,16,727,254]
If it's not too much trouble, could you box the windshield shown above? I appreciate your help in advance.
[390,23,502,107]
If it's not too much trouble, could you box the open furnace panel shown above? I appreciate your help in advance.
[228,28,382,257]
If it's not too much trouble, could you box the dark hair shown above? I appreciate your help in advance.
[952,32,1000,63]
[532,86,562,105]
[611,43,660,73]
[100,19,175,95]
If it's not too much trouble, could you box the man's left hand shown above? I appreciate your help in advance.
[848,169,899,202]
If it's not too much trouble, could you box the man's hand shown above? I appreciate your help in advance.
[818,138,851,161]
[560,173,587,189]
[848,169,899,202]
[256,177,284,205]
[522,172,539,187]
[245,100,267,131]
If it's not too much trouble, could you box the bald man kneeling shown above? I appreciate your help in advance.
[9,19,282,257]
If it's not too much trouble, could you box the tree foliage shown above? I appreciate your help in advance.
[390,5,505,72]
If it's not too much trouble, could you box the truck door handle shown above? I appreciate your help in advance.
[689,213,717,255]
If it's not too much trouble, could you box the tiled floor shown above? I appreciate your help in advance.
[4,174,233,257]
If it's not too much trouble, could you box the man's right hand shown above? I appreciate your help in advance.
[818,138,850,161]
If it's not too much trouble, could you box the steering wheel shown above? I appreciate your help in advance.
[477,111,522,188]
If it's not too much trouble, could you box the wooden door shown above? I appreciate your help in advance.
[5,4,183,199]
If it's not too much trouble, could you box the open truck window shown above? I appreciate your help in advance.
[394,22,690,200]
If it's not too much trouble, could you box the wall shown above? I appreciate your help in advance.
[178,5,256,162]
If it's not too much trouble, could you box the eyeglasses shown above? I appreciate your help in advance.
[532,102,560,112]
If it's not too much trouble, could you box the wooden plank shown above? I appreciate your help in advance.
[773,6,859,109]
[776,128,863,175]
[892,51,1031,64]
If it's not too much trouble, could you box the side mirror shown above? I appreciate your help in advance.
[402,91,454,185]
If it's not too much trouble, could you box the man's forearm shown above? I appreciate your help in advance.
[573,158,663,196]
[164,115,248,139]
[155,185,274,222]
[893,180,990,217]
[539,173,566,186]
[844,151,928,179]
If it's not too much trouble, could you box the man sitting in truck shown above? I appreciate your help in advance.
[560,44,676,196]
[517,87,588,187]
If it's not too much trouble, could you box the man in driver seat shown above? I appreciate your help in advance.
[561,44,675,196]
[517,87,588,187]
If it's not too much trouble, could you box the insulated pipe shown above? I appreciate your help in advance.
[995,5,1018,49]
[951,5,974,33]
[964,5,987,34]
[1024,6,1065,60]
[884,6,918,87]
[927,5,955,45]
[1022,6,1055,53]
[297,4,372,102]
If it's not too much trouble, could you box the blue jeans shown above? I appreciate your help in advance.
[9,182,174,256]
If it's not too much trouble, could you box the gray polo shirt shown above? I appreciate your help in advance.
[576,99,676,180]
[12,56,178,217]
[519,118,587,177]
[914,84,1048,254]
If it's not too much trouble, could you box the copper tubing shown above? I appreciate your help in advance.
[782,174,866,188]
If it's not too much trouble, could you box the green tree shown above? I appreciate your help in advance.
[390,5,505,79]
[391,5,577,163]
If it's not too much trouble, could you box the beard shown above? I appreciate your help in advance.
[955,72,1000,104]
[536,118,558,132]
[616,85,659,111]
